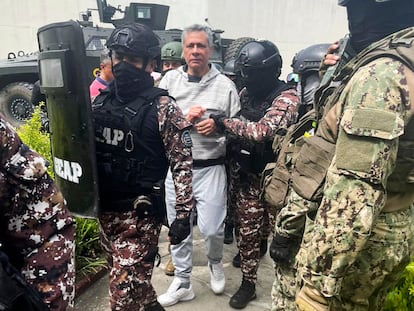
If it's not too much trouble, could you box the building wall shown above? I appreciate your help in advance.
[1,0,348,78]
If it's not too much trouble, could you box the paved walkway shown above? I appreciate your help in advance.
[74,226,275,311]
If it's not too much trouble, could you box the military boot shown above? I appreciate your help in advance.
[229,279,256,309]
[145,301,166,311]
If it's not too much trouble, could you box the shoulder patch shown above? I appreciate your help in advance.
[181,130,193,148]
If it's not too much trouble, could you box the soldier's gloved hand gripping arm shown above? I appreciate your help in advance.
[157,95,194,245]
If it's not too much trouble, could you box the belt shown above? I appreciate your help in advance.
[193,157,225,168]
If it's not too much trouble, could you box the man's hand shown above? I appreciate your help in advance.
[319,42,340,78]
[269,233,299,264]
[296,285,329,311]
[323,42,340,66]
[194,118,217,135]
[186,106,206,123]
[168,217,191,245]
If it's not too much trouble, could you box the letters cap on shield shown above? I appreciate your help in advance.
[107,23,161,58]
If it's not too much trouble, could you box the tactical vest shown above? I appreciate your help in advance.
[229,82,293,175]
[92,87,169,201]
[261,27,414,210]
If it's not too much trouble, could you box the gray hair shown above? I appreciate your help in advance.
[100,48,111,63]
[181,24,214,48]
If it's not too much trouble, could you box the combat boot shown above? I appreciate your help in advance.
[232,251,241,268]
[145,301,166,311]
[229,279,256,309]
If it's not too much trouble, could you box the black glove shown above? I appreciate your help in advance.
[269,233,299,264]
[209,113,226,132]
[168,217,191,245]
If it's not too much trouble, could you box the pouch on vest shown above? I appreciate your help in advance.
[260,109,318,208]
[291,134,335,201]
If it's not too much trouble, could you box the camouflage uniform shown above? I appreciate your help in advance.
[0,116,75,310]
[271,189,318,311]
[298,54,414,309]
[98,94,193,311]
[223,88,299,283]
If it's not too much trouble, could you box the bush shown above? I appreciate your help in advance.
[74,217,107,278]
[384,261,414,311]
[16,106,107,279]
[16,104,54,177]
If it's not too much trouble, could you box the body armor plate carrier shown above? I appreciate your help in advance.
[92,86,169,212]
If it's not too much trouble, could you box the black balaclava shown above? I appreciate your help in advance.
[111,61,154,104]
[347,0,414,53]
[243,66,281,99]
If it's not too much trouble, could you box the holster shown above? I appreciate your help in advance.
[102,180,166,223]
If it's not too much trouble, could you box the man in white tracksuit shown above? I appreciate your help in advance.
[158,24,240,307]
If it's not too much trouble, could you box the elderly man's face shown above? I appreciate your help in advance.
[182,31,212,77]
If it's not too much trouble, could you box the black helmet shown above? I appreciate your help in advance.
[235,40,282,74]
[291,43,330,75]
[223,59,237,76]
[107,23,160,58]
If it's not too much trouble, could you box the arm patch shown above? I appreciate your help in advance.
[181,130,193,148]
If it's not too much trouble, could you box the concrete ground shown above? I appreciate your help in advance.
[74,226,275,311]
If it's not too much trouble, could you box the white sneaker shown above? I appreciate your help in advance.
[157,277,195,307]
[209,262,225,294]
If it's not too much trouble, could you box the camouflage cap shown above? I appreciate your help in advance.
[161,41,182,61]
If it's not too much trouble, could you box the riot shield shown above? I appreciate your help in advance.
[37,20,99,217]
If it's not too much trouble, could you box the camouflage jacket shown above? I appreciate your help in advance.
[302,45,414,297]
[157,95,194,217]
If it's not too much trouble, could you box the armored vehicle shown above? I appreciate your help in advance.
[0,0,250,127]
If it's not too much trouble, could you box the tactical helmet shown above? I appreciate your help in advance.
[235,40,282,73]
[291,43,330,75]
[107,23,160,58]
[161,41,182,61]
[223,59,237,76]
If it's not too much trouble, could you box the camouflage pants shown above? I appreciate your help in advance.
[1,173,75,311]
[99,211,162,311]
[271,189,318,311]
[227,162,272,246]
[297,207,414,310]
[236,174,275,283]
[225,158,240,235]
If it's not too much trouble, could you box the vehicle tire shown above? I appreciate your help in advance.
[0,82,34,128]
[224,37,255,63]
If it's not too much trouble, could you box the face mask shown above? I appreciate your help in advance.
[112,61,154,103]
[297,73,320,107]
[347,2,414,52]
[243,67,278,98]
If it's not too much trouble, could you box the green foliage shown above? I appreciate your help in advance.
[16,108,107,279]
[16,104,54,177]
[74,217,107,278]
[384,261,414,311]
